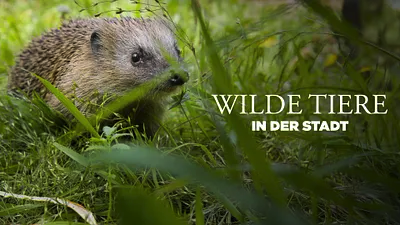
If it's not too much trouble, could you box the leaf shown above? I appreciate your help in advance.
[116,187,186,225]
[53,143,111,181]
[53,142,89,167]
[360,66,371,73]
[102,126,116,138]
[260,36,279,48]
[324,53,337,67]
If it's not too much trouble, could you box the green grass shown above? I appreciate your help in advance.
[1,0,400,224]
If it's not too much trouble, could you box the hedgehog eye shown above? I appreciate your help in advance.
[131,52,142,64]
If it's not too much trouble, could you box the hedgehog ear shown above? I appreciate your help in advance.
[90,30,102,55]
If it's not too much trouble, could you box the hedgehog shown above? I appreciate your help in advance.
[7,17,188,136]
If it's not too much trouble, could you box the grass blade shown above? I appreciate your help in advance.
[191,0,286,205]
[32,73,100,138]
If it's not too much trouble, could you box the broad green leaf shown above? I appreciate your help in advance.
[116,187,186,225]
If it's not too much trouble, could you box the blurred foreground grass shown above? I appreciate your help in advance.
[1,0,400,224]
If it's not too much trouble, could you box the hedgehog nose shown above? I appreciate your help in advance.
[169,69,189,86]
[169,74,185,86]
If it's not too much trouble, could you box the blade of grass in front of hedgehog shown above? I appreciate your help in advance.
[32,73,100,138]
[190,0,286,206]
[88,70,172,123]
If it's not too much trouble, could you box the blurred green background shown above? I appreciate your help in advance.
[1,0,400,224]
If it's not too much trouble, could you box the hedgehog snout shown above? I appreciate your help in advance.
[168,68,189,86]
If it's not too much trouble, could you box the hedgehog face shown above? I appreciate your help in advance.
[90,18,188,96]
